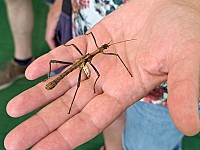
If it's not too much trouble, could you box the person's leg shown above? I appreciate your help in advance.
[101,113,125,150]
[5,0,33,60]
[123,101,184,150]
[0,0,34,90]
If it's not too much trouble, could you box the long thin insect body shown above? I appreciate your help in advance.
[45,59,83,90]
[45,51,100,90]
[46,32,136,113]
[48,43,111,84]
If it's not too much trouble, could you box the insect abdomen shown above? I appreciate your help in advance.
[45,79,59,90]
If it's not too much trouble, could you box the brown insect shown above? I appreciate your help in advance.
[46,32,136,113]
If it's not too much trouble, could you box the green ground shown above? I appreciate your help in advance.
[0,0,199,150]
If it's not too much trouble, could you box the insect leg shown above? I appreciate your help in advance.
[68,68,83,114]
[64,44,84,56]
[48,60,73,78]
[85,32,99,48]
[89,62,100,93]
[102,52,133,77]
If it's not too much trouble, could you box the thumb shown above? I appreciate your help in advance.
[167,51,200,136]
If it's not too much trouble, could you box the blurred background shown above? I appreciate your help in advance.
[0,0,199,150]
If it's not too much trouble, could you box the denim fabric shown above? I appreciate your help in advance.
[123,101,184,150]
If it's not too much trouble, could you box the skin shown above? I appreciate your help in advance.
[5,0,33,60]
[45,0,63,49]
[4,0,200,149]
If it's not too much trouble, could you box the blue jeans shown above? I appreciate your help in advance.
[123,101,183,150]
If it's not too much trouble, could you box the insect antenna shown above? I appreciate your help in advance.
[109,38,137,46]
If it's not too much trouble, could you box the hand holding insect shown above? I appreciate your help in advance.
[5,0,200,149]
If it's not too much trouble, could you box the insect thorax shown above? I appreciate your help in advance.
[102,44,109,50]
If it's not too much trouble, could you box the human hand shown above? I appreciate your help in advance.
[5,0,200,149]
[45,0,63,49]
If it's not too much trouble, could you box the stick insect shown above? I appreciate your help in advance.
[45,32,136,114]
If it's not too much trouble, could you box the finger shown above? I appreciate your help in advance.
[31,93,124,150]
[4,79,102,150]
[26,35,88,80]
[167,52,200,136]
[7,67,88,117]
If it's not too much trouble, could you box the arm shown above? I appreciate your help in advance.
[4,0,200,149]
[45,0,63,49]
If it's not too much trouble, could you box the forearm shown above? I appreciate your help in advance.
[49,0,63,17]
[45,0,63,49]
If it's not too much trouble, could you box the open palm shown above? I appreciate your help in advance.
[5,0,200,149]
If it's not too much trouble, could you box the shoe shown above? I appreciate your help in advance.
[0,59,33,90]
